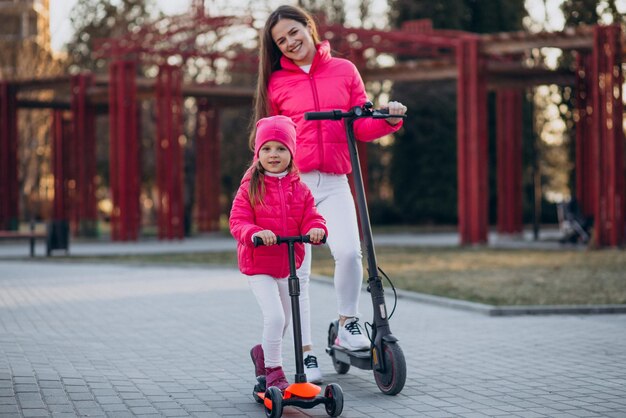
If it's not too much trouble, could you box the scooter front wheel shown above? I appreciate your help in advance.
[263,386,283,418]
[373,342,406,395]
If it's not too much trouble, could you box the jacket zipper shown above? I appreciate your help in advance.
[277,177,288,276]
[309,74,324,171]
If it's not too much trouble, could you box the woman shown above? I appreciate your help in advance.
[249,5,407,384]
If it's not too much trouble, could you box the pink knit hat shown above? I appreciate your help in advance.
[254,115,297,158]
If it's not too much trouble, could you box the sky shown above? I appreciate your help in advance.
[49,0,189,51]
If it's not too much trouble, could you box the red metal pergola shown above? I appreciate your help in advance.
[318,18,624,246]
[0,4,624,247]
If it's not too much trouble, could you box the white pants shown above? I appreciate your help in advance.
[248,274,292,368]
[297,171,363,346]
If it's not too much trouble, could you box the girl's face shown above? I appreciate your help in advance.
[271,18,316,67]
[258,141,291,174]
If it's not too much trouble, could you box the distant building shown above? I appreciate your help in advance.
[0,0,58,80]
[0,0,65,222]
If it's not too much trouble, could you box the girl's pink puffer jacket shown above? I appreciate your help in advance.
[268,41,403,175]
[229,170,327,279]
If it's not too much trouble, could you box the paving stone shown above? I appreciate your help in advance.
[0,261,624,417]
[0,403,19,414]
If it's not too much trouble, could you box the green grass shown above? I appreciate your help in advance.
[43,246,626,307]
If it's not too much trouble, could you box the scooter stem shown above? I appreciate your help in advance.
[287,240,307,383]
[344,118,391,335]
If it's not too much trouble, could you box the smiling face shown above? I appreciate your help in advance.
[258,140,292,174]
[270,18,316,67]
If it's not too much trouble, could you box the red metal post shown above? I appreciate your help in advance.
[109,60,140,240]
[51,110,67,220]
[456,36,489,244]
[0,82,19,230]
[195,99,221,232]
[71,73,98,236]
[496,89,523,234]
[590,25,625,247]
[156,64,184,239]
[575,53,595,217]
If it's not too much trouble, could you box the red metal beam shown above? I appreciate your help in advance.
[109,61,140,240]
[457,36,489,244]
[0,82,19,230]
[575,53,594,217]
[194,99,220,232]
[71,73,98,236]
[590,25,625,247]
[496,89,523,234]
[156,64,185,239]
[51,110,67,221]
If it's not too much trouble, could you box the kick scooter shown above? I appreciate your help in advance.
[252,235,344,418]
[305,102,407,396]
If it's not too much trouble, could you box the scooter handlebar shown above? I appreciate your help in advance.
[304,110,346,120]
[305,107,407,121]
[253,234,327,247]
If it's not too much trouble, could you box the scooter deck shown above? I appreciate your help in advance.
[326,344,372,370]
[255,383,327,409]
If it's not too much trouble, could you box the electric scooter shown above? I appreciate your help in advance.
[304,102,407,396]
[252,235,344,418]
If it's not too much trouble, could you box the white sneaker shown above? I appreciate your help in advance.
[303,353,323,384]
[337,317,370,351]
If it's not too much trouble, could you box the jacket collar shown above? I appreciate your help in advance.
[279,40,331,74]
[241,167,300,184]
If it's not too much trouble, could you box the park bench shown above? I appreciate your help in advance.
[0,221,70,257]
[0,228,48,257]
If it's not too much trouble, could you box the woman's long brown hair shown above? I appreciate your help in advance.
[248,5,321,151]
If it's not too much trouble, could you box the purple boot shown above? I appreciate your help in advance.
[250,344,265,378]
[265,366,289,392]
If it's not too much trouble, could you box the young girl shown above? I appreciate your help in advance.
[229,115,327,391]
[250,5,408,383]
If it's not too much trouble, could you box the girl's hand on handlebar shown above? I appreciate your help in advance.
[253,230,277,246]
[307,228,326,244]
[384,101,408,126]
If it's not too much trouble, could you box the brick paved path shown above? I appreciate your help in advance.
[1,261,625,417]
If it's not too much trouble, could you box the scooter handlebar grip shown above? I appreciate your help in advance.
[304,110,342,120]
[253,236,263,247]
[372,109,408,119]
[302,235,327,244]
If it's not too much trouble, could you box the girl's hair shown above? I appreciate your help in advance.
[248,5,322,150]
[248,159,295,207]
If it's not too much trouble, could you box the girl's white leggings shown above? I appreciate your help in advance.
[297,171,364,345]
[248,274,291,368]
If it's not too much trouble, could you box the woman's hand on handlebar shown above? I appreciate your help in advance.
[383,101,408,126]
[253,230,276,246]
[307,228,326,244]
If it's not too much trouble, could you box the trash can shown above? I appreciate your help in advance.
[47,220,70,256]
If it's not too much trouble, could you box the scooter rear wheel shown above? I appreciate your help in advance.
[264,386,283,418]
[328,322,350,374]
[373,342,406,396]
[324,383,344,417]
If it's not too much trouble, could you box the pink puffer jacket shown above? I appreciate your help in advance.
[229,170,327,278]
[268,41,403,175]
